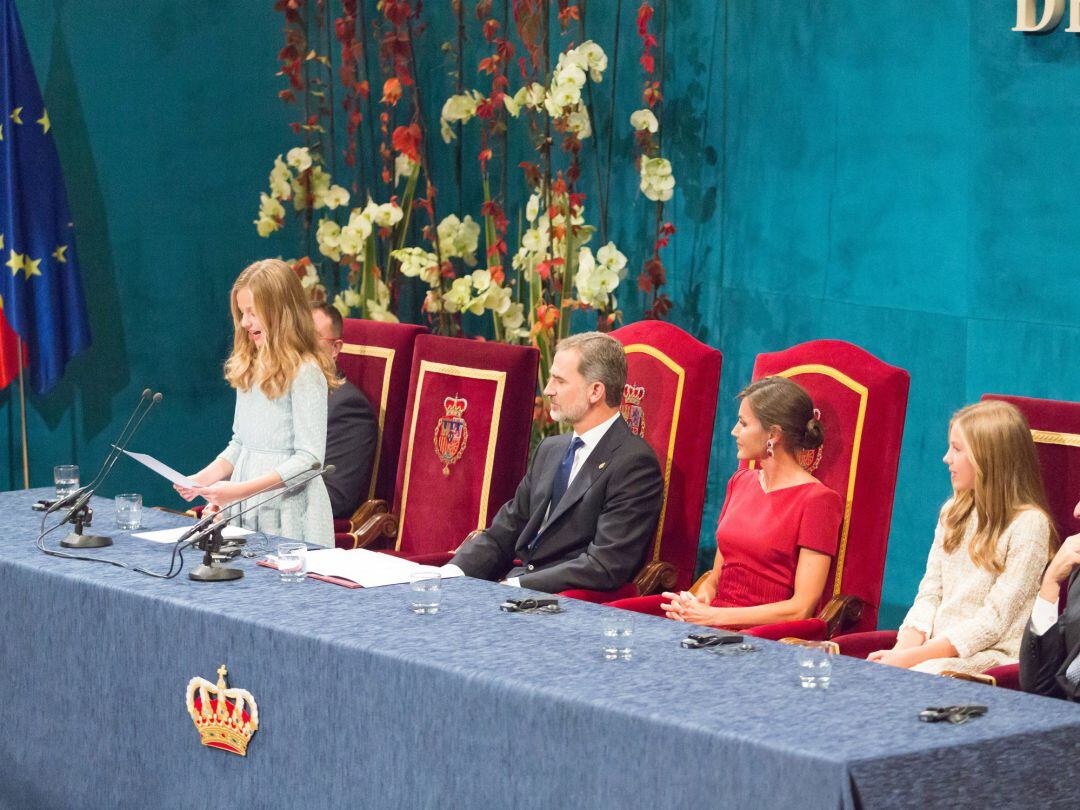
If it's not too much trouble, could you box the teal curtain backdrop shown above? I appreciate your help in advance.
[4,1,1079,626]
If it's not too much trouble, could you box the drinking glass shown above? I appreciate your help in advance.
[409,568,442,614]
[114,493,142,530]
[601,612,634,661]
[796,642,834,689]
[54,465,79,499]
[277,542,307,583]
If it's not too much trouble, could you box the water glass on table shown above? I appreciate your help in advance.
[54,465,79,499]
[796,641,834,689]
[409,568,442,614]
[601,612,634,661]
[114,493,142,530]
[277,542,307,583]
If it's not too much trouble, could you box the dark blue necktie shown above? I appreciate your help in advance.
[549,436,585,511]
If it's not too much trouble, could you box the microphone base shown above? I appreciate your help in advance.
[61,532,113,549]
[189,563,244,582]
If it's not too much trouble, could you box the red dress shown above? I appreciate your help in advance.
[709,469,843,608]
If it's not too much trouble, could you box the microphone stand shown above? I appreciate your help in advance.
[188,464,334,583]
[58,390,162,550]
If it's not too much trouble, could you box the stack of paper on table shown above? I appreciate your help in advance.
[305,548,462,588]
[133,526,253,544]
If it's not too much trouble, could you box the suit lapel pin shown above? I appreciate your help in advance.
[598,462,606,470]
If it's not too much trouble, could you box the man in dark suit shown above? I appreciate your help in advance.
[1020,502,1080,701]
[312,305,378,519]
[447,332,663,593]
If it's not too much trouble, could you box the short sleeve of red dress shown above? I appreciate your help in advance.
[711,470,843,608]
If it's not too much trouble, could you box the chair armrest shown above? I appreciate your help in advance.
[941,670,997,687]
[600,594,667,616]
[350,511,399,549]
[981,663,1020,691]
[817,594,864,637]
[832,629,898,659]
[633,560,679,595]
[348,499,390,533]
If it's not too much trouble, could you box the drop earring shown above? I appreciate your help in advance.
[766,439,774,457]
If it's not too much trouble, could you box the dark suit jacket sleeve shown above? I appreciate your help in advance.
[449,441,549,581]
[517,445,663,593]
[1020,617,1068,699]
[324,382,377,519]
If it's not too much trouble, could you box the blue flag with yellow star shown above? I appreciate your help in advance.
[0,0,91,394]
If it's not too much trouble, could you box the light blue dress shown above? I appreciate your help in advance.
[217,361,334,547]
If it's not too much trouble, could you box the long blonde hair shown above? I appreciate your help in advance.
[224,259,340,398]
[941,400,1057,572]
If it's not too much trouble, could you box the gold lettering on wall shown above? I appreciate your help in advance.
[1013,0,1065,32]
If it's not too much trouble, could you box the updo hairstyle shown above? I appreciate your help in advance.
[737,376,824,453]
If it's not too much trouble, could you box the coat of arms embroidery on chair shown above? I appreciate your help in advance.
[434,395,469,475]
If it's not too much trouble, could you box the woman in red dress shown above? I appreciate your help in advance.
[610,376,843,628]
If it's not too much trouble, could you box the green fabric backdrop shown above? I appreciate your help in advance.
[4,1,1079,627]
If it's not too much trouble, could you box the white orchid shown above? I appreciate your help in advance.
[630,108,659,134]
[525,193,541,223]
[513,83,547,111]
[254,193,284,237]
[575,242,627,309]
[372,202,404,229]
[367,280,399,323]
[315,218,343,261]
[640,156,676,202]
[286,146,313,172]
[392,247,441,286]
[394,153,418,186]
[565,103,592,139]
[269,155,293,200]
[577,41,608,82]
[321,184,350,210]
[339,208,374,257]
[439,90,483,143]
[332,287,363,317]
[436,214,481,265]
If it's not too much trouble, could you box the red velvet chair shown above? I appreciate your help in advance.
[357,335,538,557]
[332,319,427,548]
[604,339,910,639]
[835,395,1080,690]
[559,321,722,602]
[741,340,910,639]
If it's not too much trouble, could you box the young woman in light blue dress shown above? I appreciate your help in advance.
[175,258,339,546]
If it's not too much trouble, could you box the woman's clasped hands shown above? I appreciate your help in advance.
[661,590,713,623]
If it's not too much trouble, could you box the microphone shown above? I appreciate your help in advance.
[174,462,323,545]
[187,464,334,582]
[45,389,153,518]
[55,389,163,549]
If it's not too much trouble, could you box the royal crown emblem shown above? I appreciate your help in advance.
[185,665,259,757]
[433,395,469,475]
[620,383,647,438]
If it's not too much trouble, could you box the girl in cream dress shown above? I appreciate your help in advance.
[867,400,1055,676]
[176,259,339,547]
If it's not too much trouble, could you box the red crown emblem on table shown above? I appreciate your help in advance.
[185,665,260,756]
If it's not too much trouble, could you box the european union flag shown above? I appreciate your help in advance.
[0,0,91,394]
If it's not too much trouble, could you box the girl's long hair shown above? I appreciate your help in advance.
[224,259,340,398]
[941,400,1057,572]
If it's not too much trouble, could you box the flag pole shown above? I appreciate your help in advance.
[16,337,29,489]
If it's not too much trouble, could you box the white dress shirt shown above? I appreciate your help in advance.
[1030,594,1059,636]
[443,411,624,587]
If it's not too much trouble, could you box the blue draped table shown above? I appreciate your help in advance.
[1,488,1079,809]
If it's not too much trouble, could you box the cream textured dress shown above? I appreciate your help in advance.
[217,361,333,547]
[900,505,1051,675]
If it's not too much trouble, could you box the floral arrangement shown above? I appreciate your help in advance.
[256,1,674,432]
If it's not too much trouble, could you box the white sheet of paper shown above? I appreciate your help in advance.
[304,548,463,588]
[133,525,254,544]
[123,449,200,488]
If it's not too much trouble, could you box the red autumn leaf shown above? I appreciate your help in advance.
[278,89,296,104]
[478,55,500,75]
[637,270,653,293]
[640,53,654,74]
[358,80,370,99]
[478,148,493,170]
[637,2,654,35]
[483,19,500,42]
[382,77,403,105]
[391,123,423,163]
[534,257,565,280]
[558,5,580,27]
[488,265,505,284]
